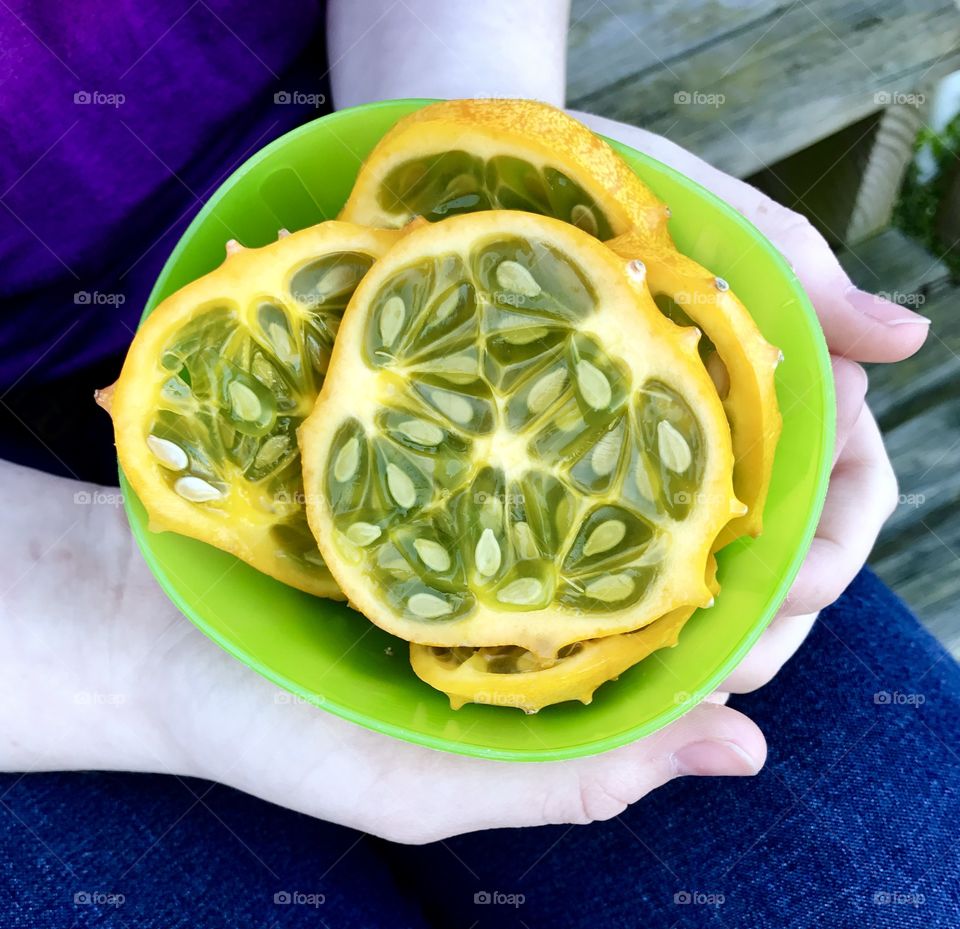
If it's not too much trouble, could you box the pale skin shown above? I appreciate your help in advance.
[0,1,929,844]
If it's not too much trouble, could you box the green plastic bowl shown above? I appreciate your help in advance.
[121,99,834,761]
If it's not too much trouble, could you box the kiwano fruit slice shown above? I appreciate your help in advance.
[409,556,720,713]
[98,222,398,597]
[339,98,781,544]
[340,98,671,244]
[607,234,782,542]
[299,211,742,656]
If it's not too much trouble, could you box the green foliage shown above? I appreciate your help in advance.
[896,113,960,278]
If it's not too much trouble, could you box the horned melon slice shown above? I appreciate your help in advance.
[340,99,781,543]
[97,222,399,597]
[606,234,782,542]
[340,98,670,244]
[299,211,742,655]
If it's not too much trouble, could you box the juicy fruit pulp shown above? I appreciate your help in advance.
[99,222,398,596]
[300,211,742,656]
[375,149,617,239]
[342,98,781,543]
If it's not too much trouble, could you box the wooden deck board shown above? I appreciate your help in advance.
[567,0,960,177]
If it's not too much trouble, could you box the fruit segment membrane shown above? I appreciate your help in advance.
[376,151,616,239]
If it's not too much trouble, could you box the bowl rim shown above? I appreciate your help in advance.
[125,98,835,761]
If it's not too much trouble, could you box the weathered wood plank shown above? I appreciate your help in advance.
[874,377,960,534]
[568,0,782,100]
[567,0,960,176]
[838,227,950,296]
[840,227,952,433]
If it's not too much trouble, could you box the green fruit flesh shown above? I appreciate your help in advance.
[323,237,707,626]
[377,151,615,239]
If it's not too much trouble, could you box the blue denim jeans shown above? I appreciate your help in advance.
[2,569,957,928]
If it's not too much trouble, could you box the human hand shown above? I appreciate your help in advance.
[576,111,923,694]
[138,541,767,844]
[0,117,923,845]
[0,460,763,844]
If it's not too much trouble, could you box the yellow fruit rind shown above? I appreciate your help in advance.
[607,232,782,542]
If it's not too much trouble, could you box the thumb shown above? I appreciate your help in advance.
[395,702,765,842]
[559,701,766,824]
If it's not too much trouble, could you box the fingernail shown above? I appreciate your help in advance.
[671,740,760,777]
[846,288,931,327]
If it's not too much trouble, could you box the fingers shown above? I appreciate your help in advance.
[832,357,868,464]
[704,690,730,705]
[382,702,765,843]
[721,402,893,696]
[784,406,897,617]
[544,703,764,829]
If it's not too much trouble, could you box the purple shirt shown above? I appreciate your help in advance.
[0,0,329,387]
